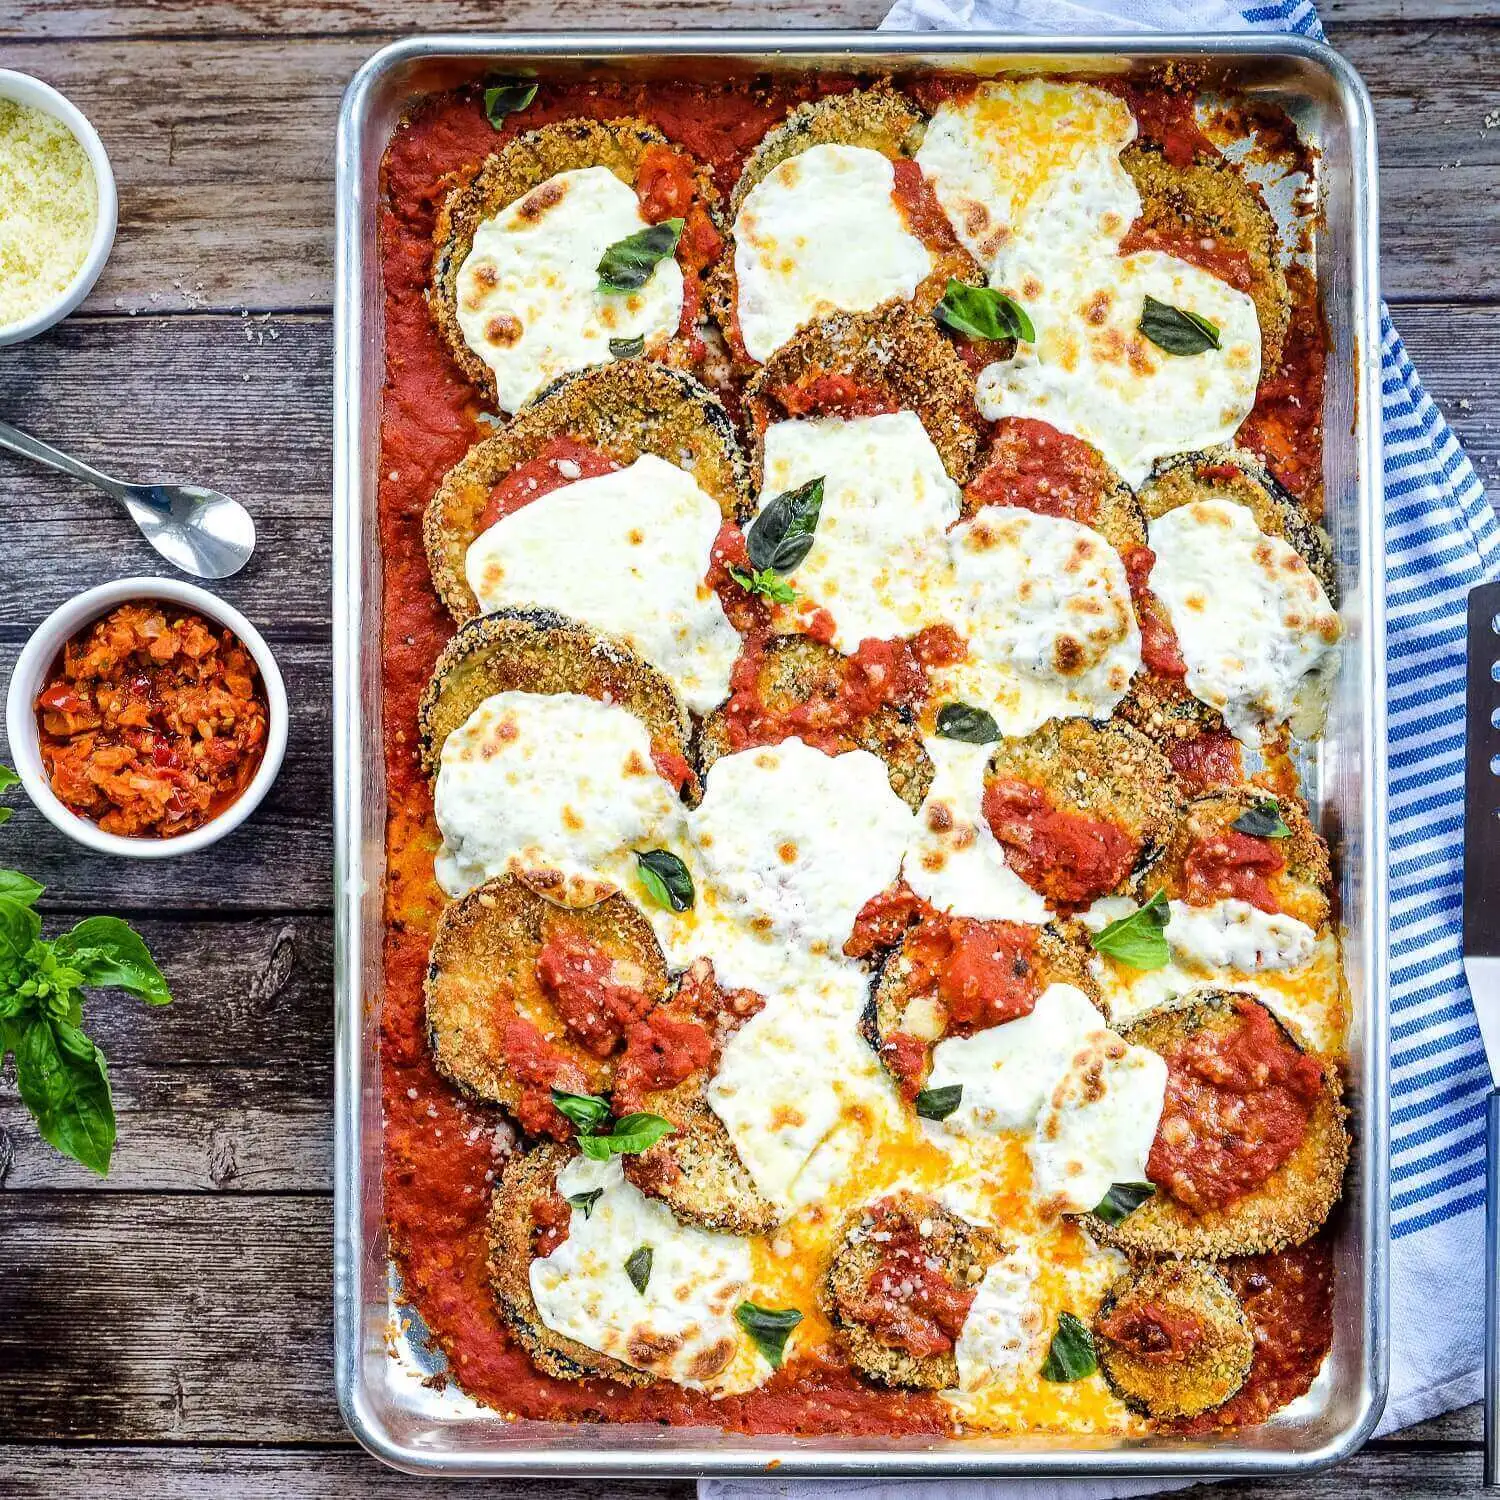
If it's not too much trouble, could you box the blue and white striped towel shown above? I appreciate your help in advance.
[703,4,1500,1495]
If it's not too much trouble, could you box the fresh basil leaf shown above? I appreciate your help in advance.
[550,1087,612,1135]
[0,764,19,794]
[635,849,694,912]
[567,1187,604,1220]
[746,476,824,575]
[597,219,683,294]
[935,703,1000,745]
[933,278,1035,344]
[736,1301,803,1369]
[609,335,646,359]
[13,1014,115,1175]
[483,79,538,127]
[915,1084,963,1121]
[1231,797,1292,840]
[728,565,797,605]
[1088,889,1170,971]
[578,1112,675,1159]
[1139,295,1220,356]
[1040,1310,1098,1383]
[1091,1181,1156,1226]
[53,916,172,1005]
[0,872,41,972]
[0,809,11,826]
[625,1245,653,1294]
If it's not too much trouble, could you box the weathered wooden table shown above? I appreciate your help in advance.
[0,2,1495,1494]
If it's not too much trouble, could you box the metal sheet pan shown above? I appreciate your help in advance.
[333,31,1388,1478]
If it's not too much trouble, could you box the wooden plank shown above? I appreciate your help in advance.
[0,916,332,1193]
[0,25,1494,311]
[0,637,333,913]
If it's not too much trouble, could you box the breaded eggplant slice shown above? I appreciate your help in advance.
[1139,447,1336,602]
[961,418,1146,555]
[697,634,934,811]
[1114,673,1239,793]
[1122,142,1290,373]
[417,608,696,800]
[863,920,1099,1098]
[742,302,980,486]
[1144,787,1331,932]
[981,718,1181,907]
[617,962,781,1236]
[431,117,719,399]
[1094,1260,1254,1419]
[822,1191,1005,1390]
[708,87,983,366]
[488,1142,654,1386]
[424,361,751,622]
[1086,993,1349,1258]
[426,874,669,1118]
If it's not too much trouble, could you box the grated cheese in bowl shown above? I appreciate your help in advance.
[0,97,99,331]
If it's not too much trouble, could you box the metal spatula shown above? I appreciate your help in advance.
[1464,579,1500,1486]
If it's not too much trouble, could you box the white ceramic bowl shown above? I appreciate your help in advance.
[5,578,289,858]
[0,70,118,347]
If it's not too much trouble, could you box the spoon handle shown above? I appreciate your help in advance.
[0,419,135,504]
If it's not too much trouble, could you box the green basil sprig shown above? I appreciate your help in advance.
[728,566,797,605]
[1040,1311,1098,1382]
[934,278,1035,344]
[625,1245,653,1294]
[935,703,1000,745]
[577,1111,675,1161]
[1231,797,1292,840]
[609,335,645,359]
[736,1302,803,1369]
[483,80,538,127]
[0,764,18,827]
[1091,1181,1156,1226]
[0,777,172,1177]
[566,1187,604,1219]
[597,219,683,294]
[746,476,825,575]
[1088,889,1171,971]
[550,1087,612,1134]
[915,1084,963,1121]
[635,849,694,912]
[1139,295,1220,355]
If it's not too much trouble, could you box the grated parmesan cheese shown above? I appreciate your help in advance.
[0,98,98,329]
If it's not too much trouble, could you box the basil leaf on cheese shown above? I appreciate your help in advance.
[550,1087,612,1134]
[597,219,683,293]
[1139,295,1221,355]
[915,1084,963,1121]
[625,1245,653,1294]
[736,1302,803,1369]
[1232,797,1292,840]
[1088,890,1170,971]
[1040,1311,1098,1382]
[567,1187,604,1219]
[577,1111,675,1160]
[746,476,824,575]
[934,278,1035,344]
[936,702,1000,745]
[483,80,538,127]
[728,565,797,605]
[1091,1181,1156,1226]
[609,335,645,359]
[635,849,694,912]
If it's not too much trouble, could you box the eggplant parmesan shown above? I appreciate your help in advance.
[377,66,1348,1443]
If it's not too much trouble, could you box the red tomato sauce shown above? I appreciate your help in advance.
[535,928,653,1059]
[981,776,1138,907]
[1107,82,1216,169]
[1165,728,1245,796]
[1147,998,1324,1213]
[1184,828,1286,913]
[1121,542,1188,679]
[1118,222,1253,293]
[964,417,1117,524]
[890,157,964,254]
[1095,1300,1206,1364]
[477,435,619,531]
[764,370,901,422]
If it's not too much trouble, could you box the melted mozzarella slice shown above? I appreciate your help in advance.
[976,251,1262,487]
[1029,1031,1167,1216]
[1146,499,1341,744]
[954,1246,1048,1392]
[914,79,1140,280]
[464,454,738,714]
[926,982,1104,1139]
[530,1156,751,1388]
[935,506,1140,735]
[757,411,961,652]
[455,166,684,413]
[904,738,1050,923]
[733,144,932,363]
[1167,897,1318,972]
[432,690,683,900]
[691,739,914,961]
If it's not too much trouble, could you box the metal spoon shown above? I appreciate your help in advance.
[0,419,256,579]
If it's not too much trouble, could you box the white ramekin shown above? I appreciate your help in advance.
[5,578,289,859]
[0,69,118,348]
